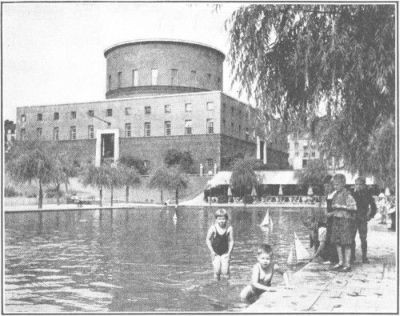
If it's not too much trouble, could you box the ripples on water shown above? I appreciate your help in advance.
[5,206,318,312]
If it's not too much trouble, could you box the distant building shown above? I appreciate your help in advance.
[287,132,343,170]
[16,39,288,172]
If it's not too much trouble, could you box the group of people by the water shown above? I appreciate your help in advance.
[205,173,394,304]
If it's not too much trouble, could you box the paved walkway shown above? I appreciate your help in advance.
[246,219,397,313]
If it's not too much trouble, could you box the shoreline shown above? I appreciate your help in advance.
[4,201,323,213]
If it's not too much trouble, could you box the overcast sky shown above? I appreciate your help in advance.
[2,2,246,121]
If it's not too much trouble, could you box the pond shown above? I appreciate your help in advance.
[4,206,319,312]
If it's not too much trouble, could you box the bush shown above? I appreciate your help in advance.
[217,195,228,203]
[46,187,63,198]
[5,185,19,197]
[243,195,254,204]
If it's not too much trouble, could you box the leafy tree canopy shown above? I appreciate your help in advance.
[164,149,194,173]
[227,4,395,184]
[119,155,149,175]
[295,159,329,186]
[230,158,260,198]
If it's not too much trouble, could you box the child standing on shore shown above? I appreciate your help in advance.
[240,244,291,303]
[206,209,234,281]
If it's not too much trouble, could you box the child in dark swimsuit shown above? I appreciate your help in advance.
[240,244,291,303]
[206,209,234,280]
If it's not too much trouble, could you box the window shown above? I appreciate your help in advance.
[88,125,94,139]
[53,127,59,140]
[295,151,299,157]
[106,109,112,117]
[125,107,131,115]
[108,75,111,90]
[311,151,316,158]
[294,141,299,149]
[206,119,214,134]
[54,112,59,120]
[231,107,234,115]
[303,145,308,151]
[302,159,308,168]
[223,103,226,112]
[245,128,249,141]
[118,71,122,88]
[304,152,309,158]
[164,121,171,136]
[231,122,234,132]
[36,128,42,138]
[145,106,151,114]
[185,103,192,112]
[207,102,215,111]
[144,122,151,136]
[132,69,139,86]
[20,128,26,140]
[207,158,213,169]
[185,120,192,135]
[88,110,94,117]
[170,69,178,85]
[70,126,76,140]
[239,110,242,116]
[125,123,131,137]
[37,113,42,121]
[223,119,226,131]
[164,104,171,113]
[238,125,241,136]
[217,77,221,87]
[151,69,158,85]
[21,114,26,122]
[191,70,196,82]
[71,111,76,119]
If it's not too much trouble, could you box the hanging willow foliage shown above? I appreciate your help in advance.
[227,4,395,185]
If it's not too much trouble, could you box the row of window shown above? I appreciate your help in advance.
[21,102,218,123]
[108,68,221,90]
[222,103,248,119]
[20,119,215,141]
[294,151,317,158]
[293,141,317,150]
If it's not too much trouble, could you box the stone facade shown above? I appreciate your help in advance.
[105,40,224,98]
[16,39,288,172]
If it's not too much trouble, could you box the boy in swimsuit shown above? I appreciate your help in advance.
[206,209,234,280]
[240,244,291,303]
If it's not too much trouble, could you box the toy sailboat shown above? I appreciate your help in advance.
[260,210,273,227]
[287,232,310,264]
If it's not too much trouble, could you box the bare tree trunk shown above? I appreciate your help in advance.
[175,187,179,205]
[111,185,114,207]
[125,185,129,203]
[99,187,103,207]
[160,188,163,204]
[38,179,43,209]
[56,183,60,205]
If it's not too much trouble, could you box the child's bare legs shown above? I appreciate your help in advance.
[212,255,221,280]
[220,253,230,279]
[336,245,344,266]
[343,246,352,268]
[240,285,254,302]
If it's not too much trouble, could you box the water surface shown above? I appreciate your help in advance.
[5,206,317,312]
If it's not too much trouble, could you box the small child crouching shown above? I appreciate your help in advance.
[240,244,291,303]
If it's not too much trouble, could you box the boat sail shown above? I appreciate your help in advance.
[294,232,310,261]
[287,245,296,265]
[260,210,273,227]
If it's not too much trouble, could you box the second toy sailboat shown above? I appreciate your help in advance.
[287,232,310,264]
[260,210,273,227]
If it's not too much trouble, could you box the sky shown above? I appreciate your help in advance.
[2,2,248,122]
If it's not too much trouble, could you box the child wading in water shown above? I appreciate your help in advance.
[206,209,234,280]
[240,244,291,303]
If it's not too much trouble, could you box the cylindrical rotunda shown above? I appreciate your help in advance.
[104,39,225,99]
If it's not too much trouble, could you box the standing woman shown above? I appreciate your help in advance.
[330,174,357,272]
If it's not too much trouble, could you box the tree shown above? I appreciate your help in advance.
[119,155,149,175]
[149,166,189,205]
[80,164,109,207]
[295,159,329,186]
[119,164,141,203]
[227,5,395,180]
[230,159,259,198]
[164,149,194,173]
[6,141,54,208]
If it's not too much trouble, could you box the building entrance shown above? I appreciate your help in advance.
[101,133,114,162]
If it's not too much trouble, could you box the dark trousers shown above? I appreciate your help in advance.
[351,217,368,260]
[325,217,338,263]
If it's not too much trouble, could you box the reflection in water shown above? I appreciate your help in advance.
[5,207,319,312]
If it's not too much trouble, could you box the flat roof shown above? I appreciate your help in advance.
[104,38,225,58]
